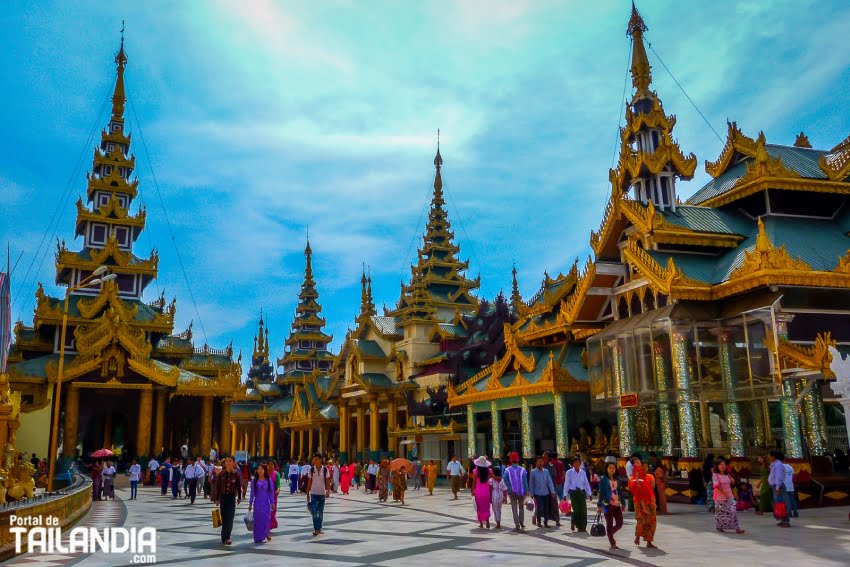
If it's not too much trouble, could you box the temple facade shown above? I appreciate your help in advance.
[6,40,241,461]
[449,4,850,501]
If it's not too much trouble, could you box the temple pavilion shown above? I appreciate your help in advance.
[449,4,850,505]
[6,40,241,461]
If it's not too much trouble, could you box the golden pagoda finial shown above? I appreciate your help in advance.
[433,129,444,205]
[304,238,313,280]
[794,132,812,148]
[510,262,523,313]
[111,20,128,122]
[627,2,652,94]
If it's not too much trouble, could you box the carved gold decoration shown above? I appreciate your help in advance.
[836,251,850,274]
[794,132,812,148]
[705,121,760,178]
[558,256,596,326]
[766,331,836,380]
[77,280,139,320]
[728,218,811,279]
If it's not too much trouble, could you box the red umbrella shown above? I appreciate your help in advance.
[92,448,114,458]
[389,458,414,474]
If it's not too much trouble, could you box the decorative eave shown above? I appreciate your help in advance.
[621,240,711,300]
[619,198,744,248]
[56,237,158,276]
[621,98,676,138]
[76,280,139,320]
[489,324,535,383]
[285,331,332,346]
[765,331,836,380]
[73,310,153,360]
[45,354,102,383]
[705,121,761,178]
[34,286,174,332]
[128,356,180,387]
[590,196,621,256]
[819,132,850,181]
[558,257,597,326]
[75,197,146,234]
[86,171,139,200]
[175,367,242,396]
[12,322,53,352]
[387,418,465,438]
[610,135,698,191]
[448,351,588,407]
[695,176,850,209]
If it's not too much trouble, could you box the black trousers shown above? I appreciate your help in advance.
[188,478,198,503]
[220,493,236,543]
[534,494,552,525]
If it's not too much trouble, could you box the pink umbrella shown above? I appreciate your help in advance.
[91,448,114,458]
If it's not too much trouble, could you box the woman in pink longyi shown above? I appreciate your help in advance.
[340,462,352,495]
[471,456,493,528]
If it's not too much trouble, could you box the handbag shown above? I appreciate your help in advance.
[243,512,255,532]
[559,499,572,514]
[773,500,787,520]
[212,508,222,528]
[590,511,606,537]
[525,500,535,512]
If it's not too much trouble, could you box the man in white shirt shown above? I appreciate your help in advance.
[128,458,142,500]
[147,457,159,486]
[288,461,301,494]
[306,454,331,537]
[184,457,200,504]
[564,457,592,532]
[102,461,116,500]
[196,459,207,499]
[783,462,798,518]
[446,456,466,500]
[301,462,312,494]
[366,460,379,493]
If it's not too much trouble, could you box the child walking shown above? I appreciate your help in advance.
[489,468,508,529]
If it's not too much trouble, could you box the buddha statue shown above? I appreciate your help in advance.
[570,436,581,455]
[579,426,592,453]
[591,425,608,457]
[608,425,620,455]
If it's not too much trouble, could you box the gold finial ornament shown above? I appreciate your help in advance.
[794,132,812,148]
[627,1,651,94]
[112,21,127,121]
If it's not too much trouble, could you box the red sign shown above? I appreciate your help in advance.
[620,393,639,408]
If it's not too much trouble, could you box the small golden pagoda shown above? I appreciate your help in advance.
[6,38,241,460]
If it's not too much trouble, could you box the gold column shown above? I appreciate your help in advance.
[369,397,380,453]
[244,430,248,453]
[299,429,305,459]
[308,427,315,457]
[103,412,113,448]
[289,428,295,459]
[220,399,231,456]
[260,421,267,457]
[230,423,237,456]
[63,386,79,458]
[339,403,349,456]
[268,422,275,457]
[200,396,213,456]
[387,397,398,456]
[136,389,153,457]
[153,390,166,457]
[356,404,366,458]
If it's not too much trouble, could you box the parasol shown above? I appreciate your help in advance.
[388,458,414,475]
[92,448,114,458]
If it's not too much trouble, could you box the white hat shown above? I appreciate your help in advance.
[473,456,492,468]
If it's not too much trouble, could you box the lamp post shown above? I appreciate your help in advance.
[47,267,117,492]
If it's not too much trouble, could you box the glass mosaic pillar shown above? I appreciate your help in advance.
[466,406,477,457]
[553,393,569,458]
[652,340,675,456]
[671,326,698,458]
[490,401,503,458]
[803,382,828,456]
[611,339,635,456]
[716,329,745,457]
[751,399,766,448]
[776,315,804,459]
[521,397,533,459]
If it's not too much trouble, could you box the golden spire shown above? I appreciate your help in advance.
[433,129,444,206]
[304,238,314,283]
[253,309,267,358]
[358,265,377,319]
[111,20,128,122]
[627,2,652,94]
[510,263,523,313]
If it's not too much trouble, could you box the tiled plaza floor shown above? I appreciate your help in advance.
[10,480,850,566]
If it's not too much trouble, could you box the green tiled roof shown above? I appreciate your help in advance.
[42,294,162,323]
[352,339,385,358]
[660,205,749,235]
[63,247,156,268]
[687,145,829,205]
[360,373,395,387]
[438,323,467,338]
[269,396,293,413]
[650,214,850,284]
[8,354,69,379]
[255,382,282,395]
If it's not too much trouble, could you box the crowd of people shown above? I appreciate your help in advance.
[79,444,807,551]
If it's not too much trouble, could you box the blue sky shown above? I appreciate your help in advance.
[1,0,849,369]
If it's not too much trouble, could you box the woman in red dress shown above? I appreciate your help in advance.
[340,462,352,495]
